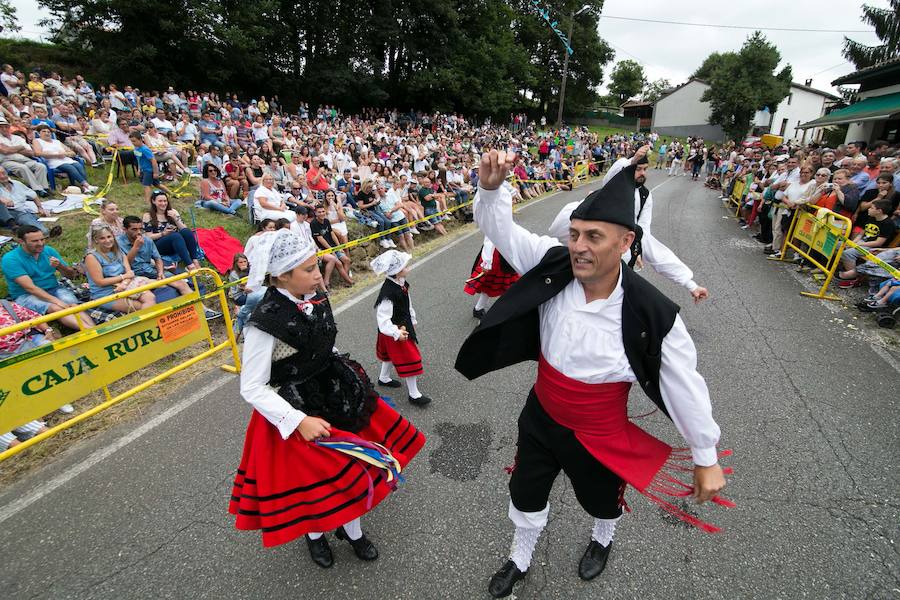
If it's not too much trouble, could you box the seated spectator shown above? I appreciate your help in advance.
[142,191,202,271]
[335,167,357,208]
[198,111,224,149]
[227,252,250,306]
[379,179,413,250]
[199,144,224,174]
[87,200,123,248]
[89,108,114,136]
[322,189,351,246]
[31,125,97,194]
[310,205,354,285]
[0,298,58,358]
[0,166,60,237]
[198,163,242,215]
[117,215,178,286]
[176,112,198,145]
[85,225,156,313]
[0,419,50,452]
[150,108,175,134]
[223,150,249,200]
[143,122,186,177]
[292,207,344,292]
[0,117,49,196]
[856,175,898,228]
[306,156,330,198]
[1,225,96,330]
[253,173,295,222]
[52,103,100,167]
[838,198,898,286]
[417,173,447,235]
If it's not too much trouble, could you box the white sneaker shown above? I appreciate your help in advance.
[410,227,420,235]
[379,239,390,248]
[386,239,397,248]
[85,185,99,193]
[58,403,75,414]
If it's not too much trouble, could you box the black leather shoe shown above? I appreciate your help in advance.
[377,378,402,388]
[578,540,612,581]
[488,560,527,598]
[408,394,432,406]
[473,308,486,320]
[305,535,334,568]
[335,526,379,561]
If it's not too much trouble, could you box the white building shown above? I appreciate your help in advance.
[652,78,838,142]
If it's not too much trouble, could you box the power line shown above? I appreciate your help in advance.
[810,61,851,76]
[599,15,874,33]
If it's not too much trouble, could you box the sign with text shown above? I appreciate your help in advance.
[0,295,209,433]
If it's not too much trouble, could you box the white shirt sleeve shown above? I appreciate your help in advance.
[239,326,306,440]
[376,299,402,339]
[601,157,631,187]
[474,185,560,274]
[658,315,720,466]
[409,295,417,325]
[641,233,698,292]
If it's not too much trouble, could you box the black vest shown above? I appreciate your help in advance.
[454,246,679,417]
[375,279,417,343]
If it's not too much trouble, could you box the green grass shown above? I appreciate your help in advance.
[586,125,635,139]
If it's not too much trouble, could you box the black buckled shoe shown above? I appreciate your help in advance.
[335,526,379,561]
[578,540,612,581]
[488,560,527,598]
[408,394,432,406]
[473,308,486,320]
[377,378,402,388]
[305,535,334,568]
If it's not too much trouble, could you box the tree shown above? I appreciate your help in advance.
[608,59,645,103]
[0,0,17,33]
[843,0,900,69]
[642,78,671,103]
[693,53,725,80]
[699,32,792,142]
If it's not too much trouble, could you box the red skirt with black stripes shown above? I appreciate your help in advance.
[228,399,425,547]
[464,249,519,297]
[376,333,424,377]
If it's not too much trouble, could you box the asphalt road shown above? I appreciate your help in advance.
[2,170,898,600]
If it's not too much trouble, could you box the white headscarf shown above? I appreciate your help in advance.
[370,250,412,277]
[246,228,317,290]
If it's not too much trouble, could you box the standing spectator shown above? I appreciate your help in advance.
[130,131,168,204]
[0,166,60,236]
[31,125,96,194]
[198,163,242,215]
[848,156,872,193]
[0,117,49,195]
[84,226,156,313]
[1,225,96,330]
[1,65,22,96]
[142,191,202,271]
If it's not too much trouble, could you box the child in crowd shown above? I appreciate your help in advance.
[130,131,169,204]
[838,198,898,287]
[371,250,432,406]
[464,237,520,320]
[228,253,250,306]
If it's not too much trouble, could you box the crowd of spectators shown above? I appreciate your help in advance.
[711,138,900,322]
[0,63,609,450]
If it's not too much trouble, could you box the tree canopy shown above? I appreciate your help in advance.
[642,78,671,103]
[34,0,614,117]
[698,32,792,142]
[607,59,645,103]
[843,0,900,70]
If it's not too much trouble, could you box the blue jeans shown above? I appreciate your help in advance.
[154,229,200,266]
[15,286,79,314]
[362,207,390,232]
[0,205,47,234]
[234,288,266,334]
[200,199,243,214]
[424,207,442,225]
[55,161,88,185]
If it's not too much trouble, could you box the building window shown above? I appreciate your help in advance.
[779,118,788,136]
[787,93,792,105]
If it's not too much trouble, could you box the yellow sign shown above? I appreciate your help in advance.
[792,211,842,260]
[0,295,209,433]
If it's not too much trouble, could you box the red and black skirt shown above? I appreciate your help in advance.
[376,333,424,377]
[464,248,520,297]
[229,399,425,547]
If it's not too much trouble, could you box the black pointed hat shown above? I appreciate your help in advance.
[570,164,637,230]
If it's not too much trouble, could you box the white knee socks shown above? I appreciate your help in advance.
[379,361,393,383]
[591,516,620,547]
[405,375,421,398]
[307,517,363,541]
[507,501,549,572]
[474,293,491,311]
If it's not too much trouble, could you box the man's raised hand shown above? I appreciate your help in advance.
[478,150,516,191]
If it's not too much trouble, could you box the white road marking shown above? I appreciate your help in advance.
[0,181,601,522]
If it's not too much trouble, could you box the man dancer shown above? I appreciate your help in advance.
[456,151,728,598]
[549,144,710,303]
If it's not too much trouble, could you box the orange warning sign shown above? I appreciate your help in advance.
[157,305,201,343]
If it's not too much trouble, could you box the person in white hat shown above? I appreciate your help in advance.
[229,229,425,565]
[370,249,432,406]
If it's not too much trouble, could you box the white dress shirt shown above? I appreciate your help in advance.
[476,185,720,466]
[376,277,417,340]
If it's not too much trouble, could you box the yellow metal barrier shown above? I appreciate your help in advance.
[769,205,852,300]
[727,178,745,217]
[0,268,241,461]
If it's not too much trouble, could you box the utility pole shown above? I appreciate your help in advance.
[556,10,575,128]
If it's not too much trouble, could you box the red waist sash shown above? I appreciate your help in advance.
[534,355,733,532]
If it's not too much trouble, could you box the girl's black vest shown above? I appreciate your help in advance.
[455,246,679,417]
[374,279,417,343]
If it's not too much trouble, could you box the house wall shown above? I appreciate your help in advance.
[651,80,726,140]
[769,87,829,142]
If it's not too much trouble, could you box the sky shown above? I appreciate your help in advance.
[6,0,889,96]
